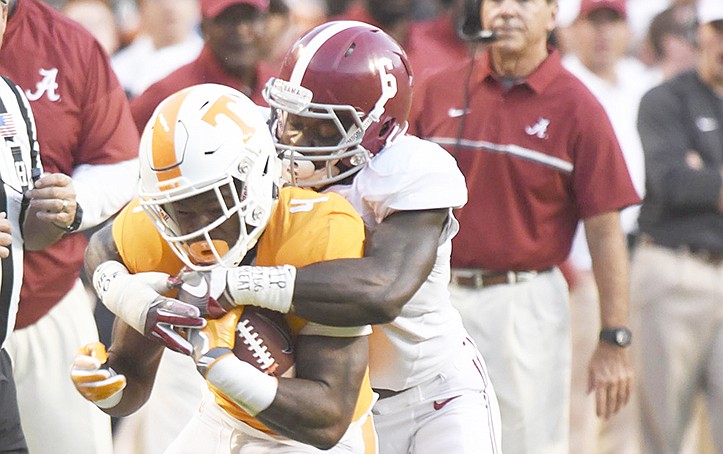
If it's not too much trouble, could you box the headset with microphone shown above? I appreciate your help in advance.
[451,0,496,156]
[457,0,497,42]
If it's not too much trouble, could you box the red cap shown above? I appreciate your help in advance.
[578,0,627,19]
[201,0,269,19]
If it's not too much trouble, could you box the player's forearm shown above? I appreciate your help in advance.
[84,223,122,278]
[256,379,356,449]
[293,257,409,326]
[224,257,417,326]
[256,334,367,449]
[224,210,444,325]
[103,325,164,417]
[292,211,445,325]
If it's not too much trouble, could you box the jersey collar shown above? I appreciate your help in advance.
[474,46,564,94]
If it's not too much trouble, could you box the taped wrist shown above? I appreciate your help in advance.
[95,391,123,409]
[205,354,278,416]
[225,265,296,313]
[92,260,166,334]
[94,369,124,409]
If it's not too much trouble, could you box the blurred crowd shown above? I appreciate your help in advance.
[51,0,699,100]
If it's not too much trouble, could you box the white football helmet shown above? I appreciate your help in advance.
[138,83,280,271]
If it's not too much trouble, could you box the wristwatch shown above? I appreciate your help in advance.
[61,202,83,233]
[599,327,632,347]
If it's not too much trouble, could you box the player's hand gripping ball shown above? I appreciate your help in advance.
[197,306,295,378]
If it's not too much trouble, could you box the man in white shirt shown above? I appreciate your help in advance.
[561,0,655,452]
[112,0,202,98]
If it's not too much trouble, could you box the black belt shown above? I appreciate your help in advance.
[450,268,552,289]
[639,235,723,266]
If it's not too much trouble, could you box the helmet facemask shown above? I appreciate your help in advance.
[264,77,371,188]
[138,83,280,271]
[141,173,272,271]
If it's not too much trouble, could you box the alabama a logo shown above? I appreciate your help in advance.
[525,117,550,139]
[25,68,61,102]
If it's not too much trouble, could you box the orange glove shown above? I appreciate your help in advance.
[194,307,243,377]
[70,342,126,409]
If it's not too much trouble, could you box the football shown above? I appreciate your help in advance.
[233,306,295,378]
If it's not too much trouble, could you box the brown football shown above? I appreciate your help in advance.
[233,306,295,378]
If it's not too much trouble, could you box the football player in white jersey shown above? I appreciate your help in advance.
[220,21,501,454]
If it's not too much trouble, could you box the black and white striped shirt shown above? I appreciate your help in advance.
[0,76,42,350]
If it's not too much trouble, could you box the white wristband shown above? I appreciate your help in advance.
[225,265,296,313]
[95,390,123,409]
[92,260,170,335]
[205,355,278,416]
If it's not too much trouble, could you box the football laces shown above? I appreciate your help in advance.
[236,320,276,373]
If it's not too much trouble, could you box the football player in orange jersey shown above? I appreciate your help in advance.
[71,83,378,453]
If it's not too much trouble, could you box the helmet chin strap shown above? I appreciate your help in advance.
[385,122,408,146]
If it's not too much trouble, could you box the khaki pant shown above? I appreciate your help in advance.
[451,268,570,454]
[630,242,723,453]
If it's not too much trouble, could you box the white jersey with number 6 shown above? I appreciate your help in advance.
[328,134,469,391]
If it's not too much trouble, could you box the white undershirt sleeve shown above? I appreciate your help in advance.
[72,159,139,230]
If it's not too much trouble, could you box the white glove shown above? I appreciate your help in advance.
[176,268,232,319]
[92,261,206,355]
[224,265,297,314]
[71,342,126,409]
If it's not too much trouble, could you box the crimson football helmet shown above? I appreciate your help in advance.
[263,20,413,187]
[138,83,280,270]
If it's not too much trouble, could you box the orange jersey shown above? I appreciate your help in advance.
[112,186,373,435]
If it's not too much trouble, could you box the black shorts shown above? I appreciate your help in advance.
[0,348,28,453]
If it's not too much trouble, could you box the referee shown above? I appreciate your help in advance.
[0,0,82,450]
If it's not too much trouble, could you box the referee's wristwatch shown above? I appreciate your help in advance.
[599,327,632,347]
[59,203,83,233]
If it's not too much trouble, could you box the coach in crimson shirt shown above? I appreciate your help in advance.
[0,0,139,453]
[411,0,640,453]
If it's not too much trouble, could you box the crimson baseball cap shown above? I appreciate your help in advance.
[201,0,269,19]
[578,0,627,19]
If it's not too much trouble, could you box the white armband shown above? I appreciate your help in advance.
[225,265,296,314]
[205,356,278,416]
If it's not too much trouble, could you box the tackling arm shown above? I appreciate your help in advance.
[292,208,448,325]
